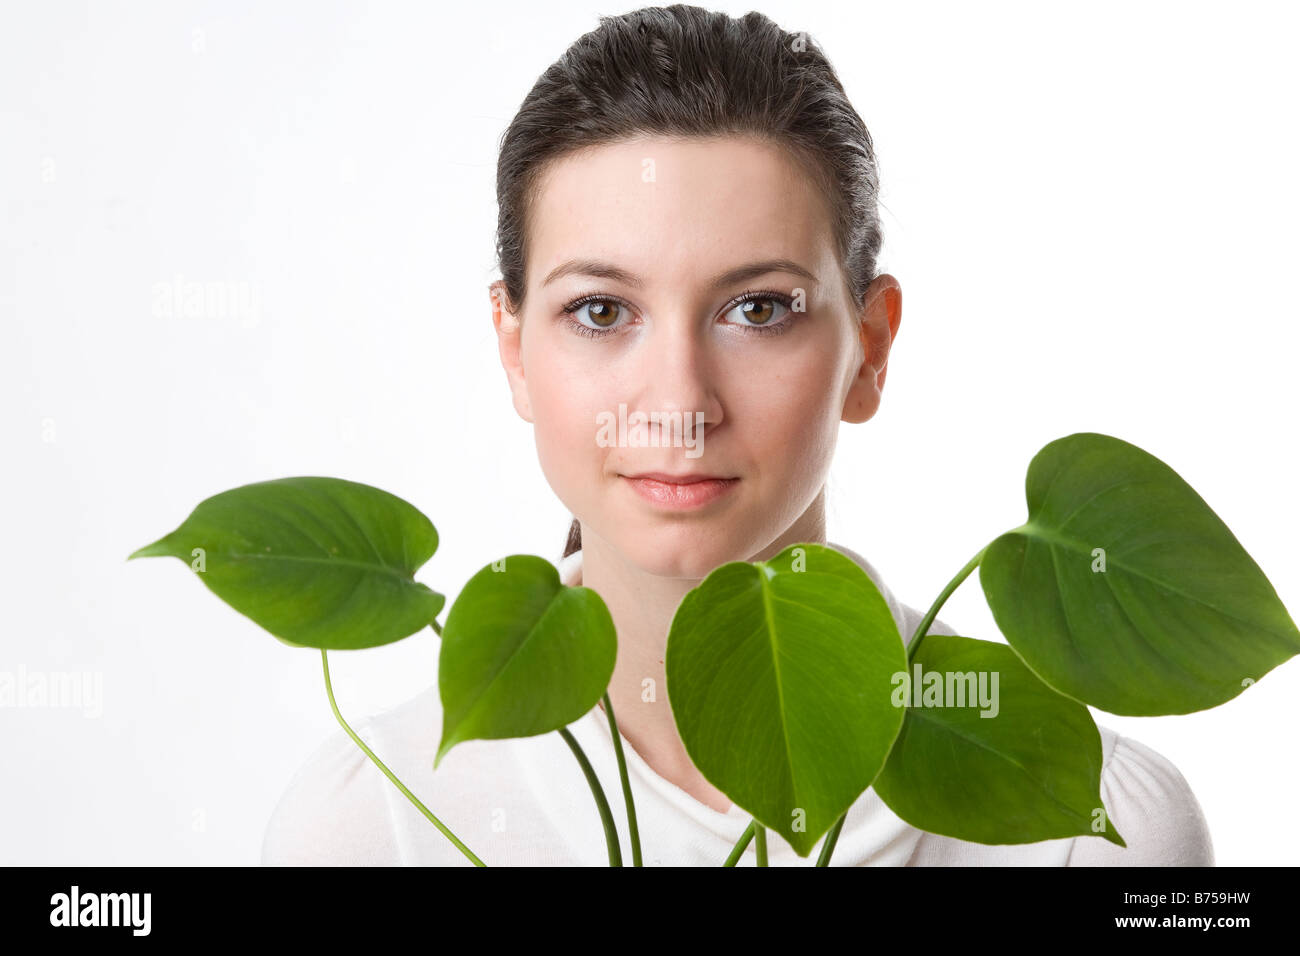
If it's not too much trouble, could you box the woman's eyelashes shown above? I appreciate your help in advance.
[559,289,799,339]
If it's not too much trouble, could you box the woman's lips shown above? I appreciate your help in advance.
[620,474,740,510]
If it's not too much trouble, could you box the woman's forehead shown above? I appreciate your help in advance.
[526,135,839,291]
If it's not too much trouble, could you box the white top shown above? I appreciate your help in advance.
[261,542,1214,866]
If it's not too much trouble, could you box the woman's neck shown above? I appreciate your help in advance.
[577,491,829,813]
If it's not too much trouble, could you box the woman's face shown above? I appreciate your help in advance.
[493,134,897,578]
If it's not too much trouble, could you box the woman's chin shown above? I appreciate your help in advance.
[606,523,763,581]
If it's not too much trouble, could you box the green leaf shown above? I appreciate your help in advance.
[128,476,445,650]
[981,432,1300,715]
[435,555,616,767]
[665,543,908,857]
[874,633,1126,847]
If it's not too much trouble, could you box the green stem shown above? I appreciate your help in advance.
[754,821,768,866]
[320,649,484,867]
[906,544,989,663]
[816,811,846,866]
[600,693,643,866]
[723,821,756,866]
[430,617,442,636]
[558,727,623,866]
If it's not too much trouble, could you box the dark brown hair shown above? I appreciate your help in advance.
[493,4,885,560]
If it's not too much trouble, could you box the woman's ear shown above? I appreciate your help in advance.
[489,280,534,423]
[842,274,902,424]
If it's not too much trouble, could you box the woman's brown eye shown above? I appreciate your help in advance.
[740,299,775,324]
[588,301,621,326]
[720,294,794,335]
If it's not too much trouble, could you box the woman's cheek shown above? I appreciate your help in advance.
[533,397,605,499]
[532,423,583,516]
[758,377,840,471]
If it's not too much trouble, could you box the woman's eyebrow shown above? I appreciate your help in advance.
[541,257,819,290]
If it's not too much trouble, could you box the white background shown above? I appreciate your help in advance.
[3,0,1297,865]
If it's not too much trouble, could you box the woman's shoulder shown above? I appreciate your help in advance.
[260,701,434,865]
[260,687,443,866]
[1067,724,1214,865]
[260,714,400,865]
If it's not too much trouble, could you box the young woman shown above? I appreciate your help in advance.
[262,4,1213,866]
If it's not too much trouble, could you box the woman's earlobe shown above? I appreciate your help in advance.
[841,369,883,424]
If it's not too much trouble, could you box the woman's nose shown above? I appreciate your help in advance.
[631,314,723,432]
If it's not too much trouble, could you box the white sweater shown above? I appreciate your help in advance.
[261,542,1214,866]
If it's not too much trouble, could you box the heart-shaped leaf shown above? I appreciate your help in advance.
[435,555,616,767]
[665,543,908,857]
[129,476,445,650]
[874,633,1126,847]
[981,432,1300,715]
